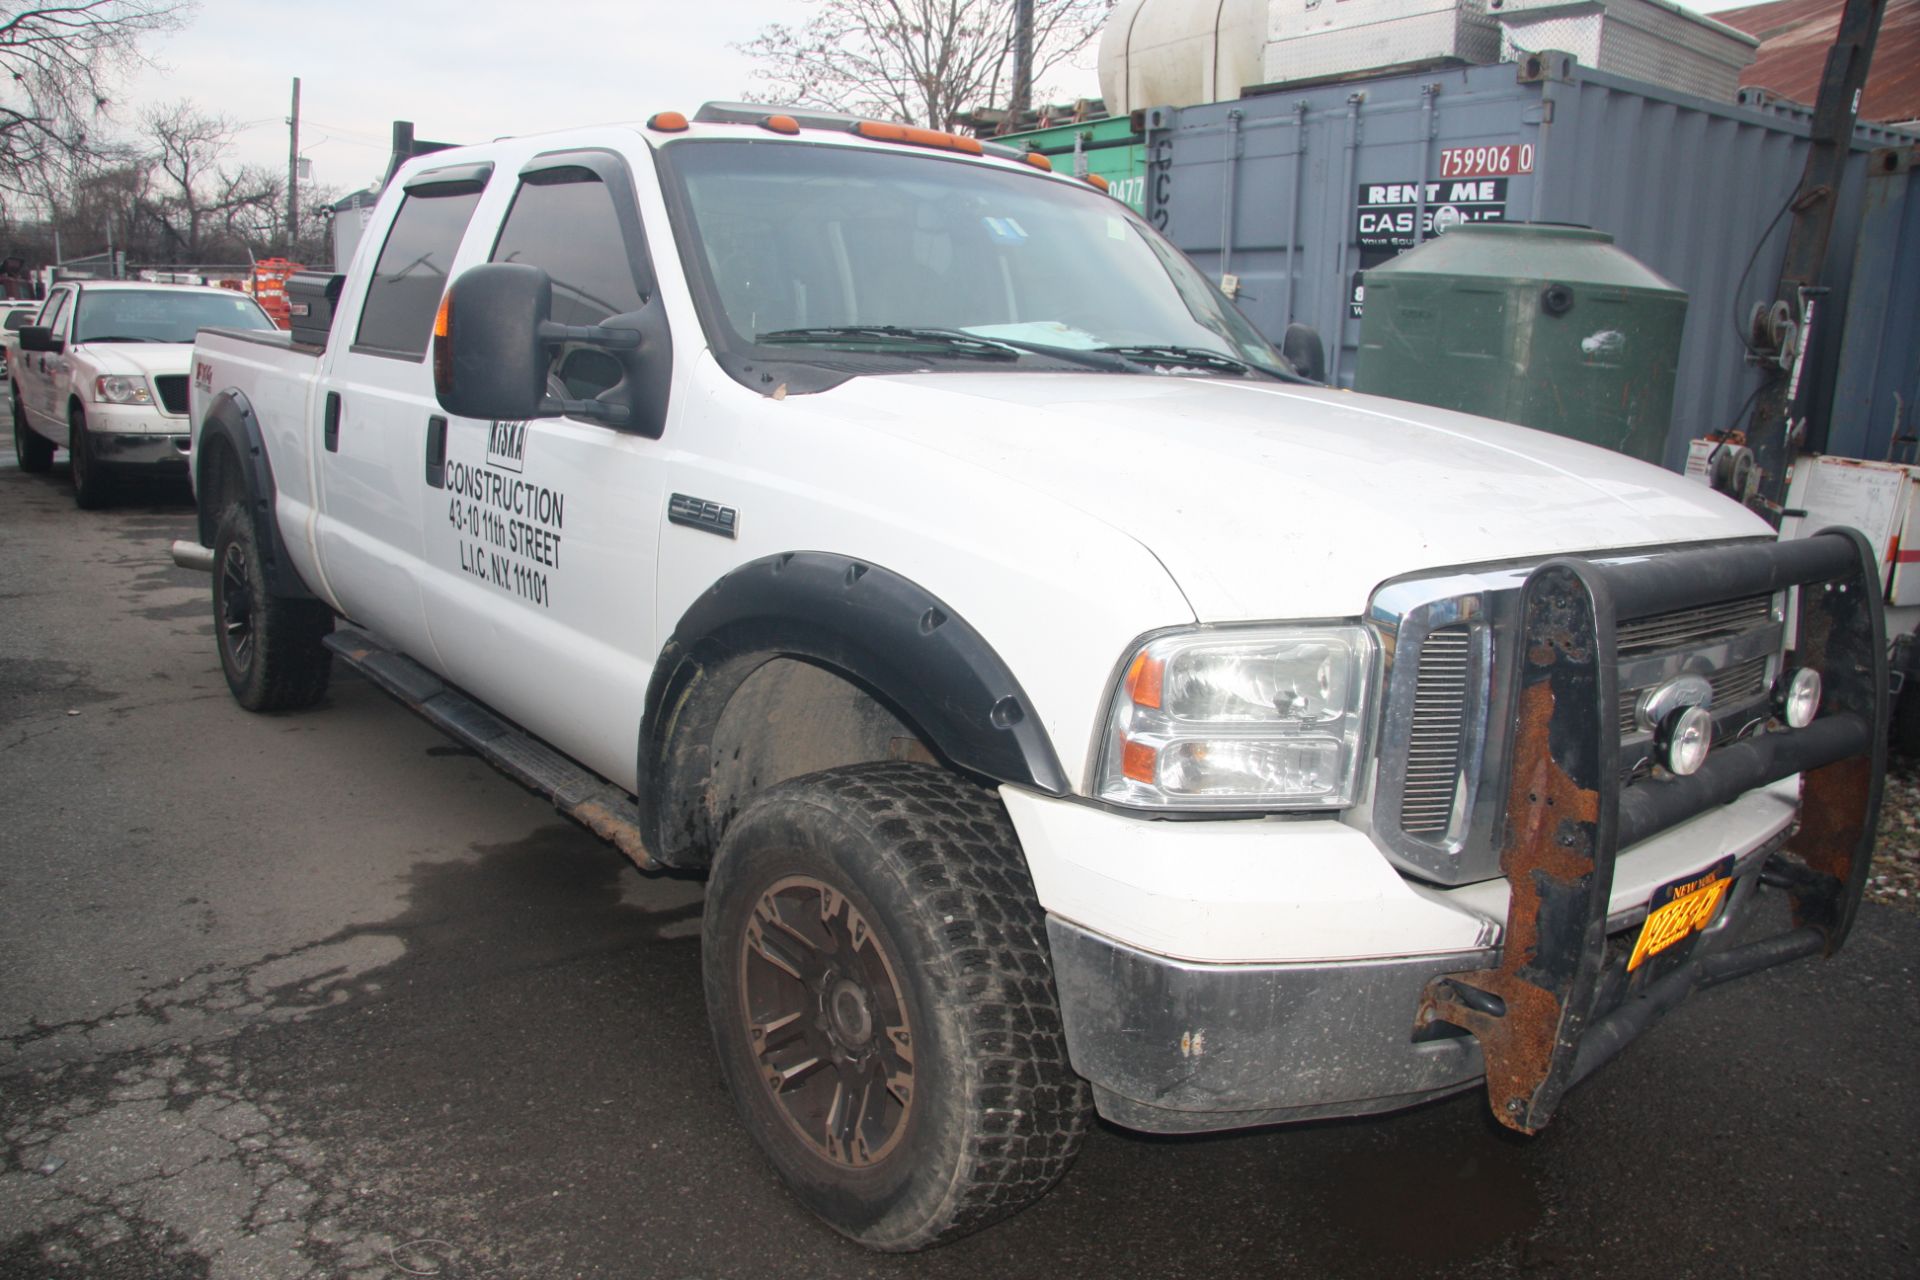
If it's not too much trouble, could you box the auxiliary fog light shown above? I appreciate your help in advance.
[1780,668,1822,729]
[1660,705,1714,777]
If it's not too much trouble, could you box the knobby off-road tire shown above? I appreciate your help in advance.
[11,393,51,472]
[212,504,334,711]
[68,405,113,510]
[703,761,1092,1251]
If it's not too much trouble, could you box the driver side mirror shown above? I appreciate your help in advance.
[433,262,647,429]
[18,325,62,354]
[1281,323,1326,384]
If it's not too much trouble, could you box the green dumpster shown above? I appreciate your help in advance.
[1355,223,1688,465]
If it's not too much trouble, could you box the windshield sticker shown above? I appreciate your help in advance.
[962,321,1102,350]
[982,216,1028,245]
[1106,216,1127,241]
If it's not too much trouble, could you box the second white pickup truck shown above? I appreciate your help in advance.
[181,104,1887,1250]
[10,280,277,507]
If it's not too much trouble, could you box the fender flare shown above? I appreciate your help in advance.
[194,389,316,600]
[639,552,1072,864]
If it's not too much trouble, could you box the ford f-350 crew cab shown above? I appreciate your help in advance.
[181,104,1887,1250]
[10,281,277,506]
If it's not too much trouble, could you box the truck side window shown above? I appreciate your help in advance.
[353,188,485,359]
[39,291,70,334]
[490,170,646,399]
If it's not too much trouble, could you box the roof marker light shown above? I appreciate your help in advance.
[647,112,690,133]
[760,114,800,135]
[1023,152,1053,171]
[1083,173,1111,192]
[851,120,984,156]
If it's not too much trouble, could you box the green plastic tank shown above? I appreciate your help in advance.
[1354,224,1688,465]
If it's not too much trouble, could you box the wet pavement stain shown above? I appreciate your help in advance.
[0,658,121,722]
[1292,1123,1548,1274]
[0,825,708,1280]
[0,1221,212,1279]
[135,598,208,622]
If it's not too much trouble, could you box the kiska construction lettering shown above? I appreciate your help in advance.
[445,461,566,528]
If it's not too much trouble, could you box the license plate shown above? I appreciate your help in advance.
[1627,857,1736,972]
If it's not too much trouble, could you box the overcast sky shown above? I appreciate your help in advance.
[117,0,1757,198]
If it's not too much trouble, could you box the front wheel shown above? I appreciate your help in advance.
[12,394,51,472]
[212,504,334,711]
[702,762,1091,1251]
[68,405,113,509]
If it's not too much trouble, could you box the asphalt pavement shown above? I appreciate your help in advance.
[1,409,1915,1279]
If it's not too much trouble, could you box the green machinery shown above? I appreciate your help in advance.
[998,116,1148,215]
[1355,223,1689,465]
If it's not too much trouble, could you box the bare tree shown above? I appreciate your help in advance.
[136,101,279,262]
[0,2,188,207]
[738,0,1109,130]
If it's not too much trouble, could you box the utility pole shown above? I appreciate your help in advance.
[1741,0,1885,521]
[287,77,301,253]
[1011,0,1034,126]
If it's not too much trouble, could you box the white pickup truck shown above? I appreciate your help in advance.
[9,280,277,507]
[180,104,1887,1250]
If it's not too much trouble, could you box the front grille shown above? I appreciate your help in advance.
[1617,594,1772,656]
[154,375,189,416]
[1400,626,1473,839]
[1617,652,1773,734]
[1400,593,1780,844]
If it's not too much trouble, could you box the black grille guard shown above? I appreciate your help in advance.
[1414,529,1887,1134]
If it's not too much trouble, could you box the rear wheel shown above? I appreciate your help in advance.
[212,503,334,711]
[702,762,1091,1251]
[11,393,51,472]
[68,405,112,509]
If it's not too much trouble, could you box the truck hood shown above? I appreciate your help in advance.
[834,372,1772,621]
[76,342,192,378]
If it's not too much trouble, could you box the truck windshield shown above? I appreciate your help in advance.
[73,289,277,345]
[659,139,1292,377]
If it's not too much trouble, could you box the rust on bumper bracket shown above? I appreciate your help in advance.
[1415,530,1885,1135]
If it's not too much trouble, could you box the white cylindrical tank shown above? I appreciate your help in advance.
[1097,0,1270,115]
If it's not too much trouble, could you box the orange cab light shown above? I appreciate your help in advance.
[760,114,801,135]
[431,293,454,393]
[1124,652,1164,709]
[1121,739,1158,784]
[1084,173,1111,192]
[1022,152,1053,172]
[852,120,984,156]
[647,111,690,133]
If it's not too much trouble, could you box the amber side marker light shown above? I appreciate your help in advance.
[1083,173,1111,192]
[1121,739,1158,784]
[1022,152,1053,171]
[852,120,983,156]
[760,114,800,135]
[647,111,690,133]
[431,293,454,394]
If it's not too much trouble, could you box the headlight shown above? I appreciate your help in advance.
[95,375,153,405]
[1096,625,1375,809]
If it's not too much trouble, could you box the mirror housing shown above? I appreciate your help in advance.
[433,263,554,422]
[18,325,62,354]
[1281,323,1326,384]
[434,262,660,431]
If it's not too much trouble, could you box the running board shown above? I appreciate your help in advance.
[322,628,652,868]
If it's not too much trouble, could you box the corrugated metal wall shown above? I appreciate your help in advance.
[1146,59,1917,472]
